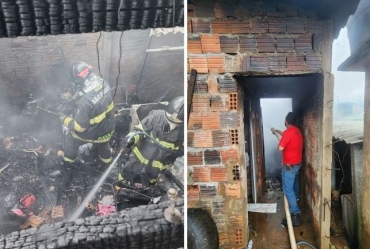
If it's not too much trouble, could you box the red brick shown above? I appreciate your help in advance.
[250,56,269,71]
[188,185,200,200]
[188,112,202,129]
[269,56,286,70]
[210,95,229,111]
[188,151,203,165]
[287,56,305,71]
[295,34,313,53]
[192,20,210,33]
[192,94,210,112]
[221,148,239,163]
[193,167,211,182]
[212,130,231,147]
[188,131,194,147]
[211,167,227,182]
[188,37,202,54]
[250,21,268,33]
[230,20,250,34]
[257,36,276,53]
[287,20,305,33]
[239,36,257,53]
[204,150,221,164]
[201,34,221,53]
[220,36,239,54]
[268,18,287,33]
[188,57,208,73]
[207,56,224,73]
[211,20,230,34]
[202,112,221,130]
[194,131,213,148]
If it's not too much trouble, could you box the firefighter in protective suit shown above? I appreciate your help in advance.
[118,96,184,186]
[60,62,115,165]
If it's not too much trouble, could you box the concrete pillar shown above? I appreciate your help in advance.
[351,143,363,248]
[362,70,370,248]
[320,19,333,249]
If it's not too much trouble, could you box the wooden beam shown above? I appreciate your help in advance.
[187,69,197,123]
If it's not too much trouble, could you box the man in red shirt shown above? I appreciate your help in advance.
[272,112,303,226]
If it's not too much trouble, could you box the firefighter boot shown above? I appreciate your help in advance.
[281,213,301,227]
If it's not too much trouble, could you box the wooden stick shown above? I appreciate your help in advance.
[284,195,297,249]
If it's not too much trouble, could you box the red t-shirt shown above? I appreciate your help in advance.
[279,126,303,165]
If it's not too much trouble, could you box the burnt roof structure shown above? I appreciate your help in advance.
[0,0,184,37]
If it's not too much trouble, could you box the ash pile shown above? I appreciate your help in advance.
[0,99,184,237]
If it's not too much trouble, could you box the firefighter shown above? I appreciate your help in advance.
[118,96,184,186]
[59,62,115,166]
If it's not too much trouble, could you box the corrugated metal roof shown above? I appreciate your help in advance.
[333,114,364,144]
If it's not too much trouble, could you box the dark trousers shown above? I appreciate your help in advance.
[120,156,159,184]
[63,133,112,164]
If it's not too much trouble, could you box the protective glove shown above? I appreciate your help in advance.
[58,112,66,122]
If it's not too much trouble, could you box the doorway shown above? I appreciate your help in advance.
[261,98,292,190]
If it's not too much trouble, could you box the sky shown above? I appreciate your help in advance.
[332,28,365,110]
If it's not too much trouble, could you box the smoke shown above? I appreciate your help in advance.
[261,98,292,180]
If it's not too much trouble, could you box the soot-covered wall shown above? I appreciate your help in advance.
[0,29,184,110]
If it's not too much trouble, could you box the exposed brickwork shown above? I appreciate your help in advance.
[204,150,221,164]
[221,148,239,164]
[188,112,202,129]
[202,112,221,130]
[194,131,213,148]
[201,34,221,53]
[220,36,239,54]
[188,151,203,166]
[188,2,326,248]
[210,95,229,111]
[188,37,202,54]
[188,131,194,147]
[212,20,230,34]
[212,130,231,147]
[188,185,200,201]
[200,185,217,198]
[211,167,227,182]
[220,111,239,128]
[193,167,211,182]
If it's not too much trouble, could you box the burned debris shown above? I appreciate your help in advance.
[0,93,184,247]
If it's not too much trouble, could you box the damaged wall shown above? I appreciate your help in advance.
[0,29,184,111]
[0,200,184,248]
[301,85,323,234]
[187,0,333,248]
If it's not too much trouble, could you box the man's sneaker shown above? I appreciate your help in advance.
[281,213,301,227]
[291,213,301,226]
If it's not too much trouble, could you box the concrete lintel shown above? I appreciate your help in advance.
[338,40,370,72]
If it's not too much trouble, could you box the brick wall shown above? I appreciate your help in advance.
[188,1,326,248]
[0,30,184,109]
[302,87,323,234]
[0,33,102,107]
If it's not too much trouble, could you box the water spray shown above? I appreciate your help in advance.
[68,148,124,221]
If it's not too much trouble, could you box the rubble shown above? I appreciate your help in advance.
[0,103,184,248]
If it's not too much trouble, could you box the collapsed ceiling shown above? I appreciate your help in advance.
[0,0,184,37]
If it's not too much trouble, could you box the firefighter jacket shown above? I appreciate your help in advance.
[62,78,115,143]
[122,109,184,183]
